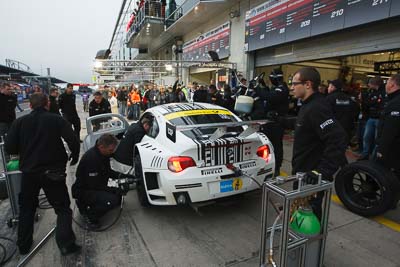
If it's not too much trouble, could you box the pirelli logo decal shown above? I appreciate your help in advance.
[239,161,256,169]
[201,167,223,175]
[164,109,231,120]
[193,138,251,167]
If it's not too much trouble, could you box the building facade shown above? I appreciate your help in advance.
[109,0,400,87]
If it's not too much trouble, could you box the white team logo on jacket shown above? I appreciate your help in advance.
[320,119,334,129]
[391,111,399,117]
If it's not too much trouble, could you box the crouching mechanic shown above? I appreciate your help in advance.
[72,134,122,228]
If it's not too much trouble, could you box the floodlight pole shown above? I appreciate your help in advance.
[46,68,51,95]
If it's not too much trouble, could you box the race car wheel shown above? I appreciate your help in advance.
[335,160,400,217]
[134,154,150,207]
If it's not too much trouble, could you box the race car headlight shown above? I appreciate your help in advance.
[168,156,196,173]
[257,145,270,162]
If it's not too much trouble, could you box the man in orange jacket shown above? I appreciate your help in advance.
[127,87,141,120]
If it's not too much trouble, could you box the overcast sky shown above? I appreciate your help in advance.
[0,0,122,83]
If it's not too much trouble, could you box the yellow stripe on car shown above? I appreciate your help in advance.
[164,109,232,120]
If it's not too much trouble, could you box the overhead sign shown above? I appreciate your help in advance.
[183,22,231,61]
[245,0,397,52]
[98,75,116,83]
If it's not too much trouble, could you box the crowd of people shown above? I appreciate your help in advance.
[79,70,396,174]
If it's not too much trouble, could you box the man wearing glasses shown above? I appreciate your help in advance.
[290,67,347,219]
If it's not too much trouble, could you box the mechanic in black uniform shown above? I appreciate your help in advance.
[89,91,112,131]
[261,69,289,176]
[376,74,400,178]
[49,88,60,114]
[0,82,17,139]
[112,117,152,169]
[5,93,80,255]
[59,83,81,141]
[89,91,111,116]
[325,79,359,144]
[72,134,121,228]
[193,83,208,102]
[207,84,223,106]
[250,77,269,120]
[359,77,385,160]
[291,67,347,219]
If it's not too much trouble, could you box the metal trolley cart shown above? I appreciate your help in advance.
[259,173,333,267]
[0,139,22,228]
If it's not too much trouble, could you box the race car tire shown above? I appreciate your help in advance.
[134,154,150,207]
[335,160,400,217]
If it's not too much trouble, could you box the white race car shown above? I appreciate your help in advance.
[84,103,275,206]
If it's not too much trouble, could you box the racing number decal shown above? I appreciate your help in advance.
[233,178,243,191]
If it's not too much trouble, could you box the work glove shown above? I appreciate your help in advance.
[69,154,79,166]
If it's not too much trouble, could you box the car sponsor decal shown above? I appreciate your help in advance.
[232,178,243,190]
[160,103,207,114]
[166,122,176,142]
[193,137,250,167]
[239,161,256,169]
[220,178,243,193]
[201,167,223,175]
[164,109,231,120]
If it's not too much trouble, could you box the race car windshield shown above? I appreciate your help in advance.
[168,113,243,140]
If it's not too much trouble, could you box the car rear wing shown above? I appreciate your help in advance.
[166,120,270,143]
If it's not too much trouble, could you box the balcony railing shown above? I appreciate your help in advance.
[126,0,229,45]
[126,1,165,41]
[165,0,199,29]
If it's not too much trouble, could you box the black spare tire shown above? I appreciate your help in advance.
[335,160,400,217]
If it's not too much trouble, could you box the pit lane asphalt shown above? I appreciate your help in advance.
[1,95,398,266]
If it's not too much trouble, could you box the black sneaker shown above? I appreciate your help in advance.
[60,243,82,256]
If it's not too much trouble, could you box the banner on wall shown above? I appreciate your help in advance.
[245,0,396,52]
[183,21,231,61]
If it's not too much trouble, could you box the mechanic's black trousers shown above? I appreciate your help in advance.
[262,122,284,175]
[18,172,76,251]
[64,115,81,140]
[77,190,120,221]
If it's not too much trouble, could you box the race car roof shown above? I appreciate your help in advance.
[150,102,230,117]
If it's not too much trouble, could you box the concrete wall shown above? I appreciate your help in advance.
[176,0,267,83]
